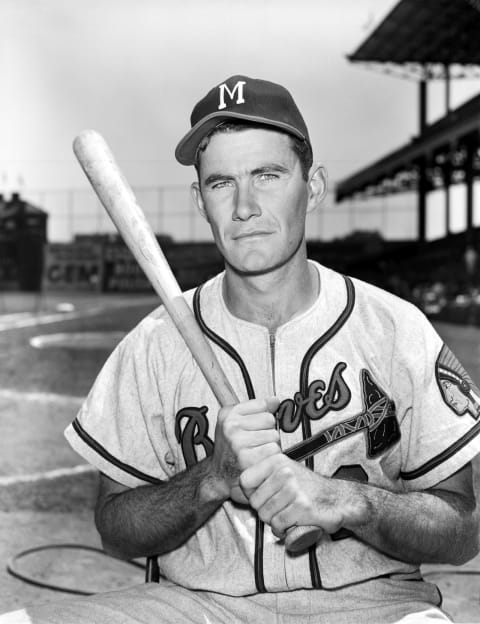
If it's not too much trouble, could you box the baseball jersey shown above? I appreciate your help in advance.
[65,261,480,596]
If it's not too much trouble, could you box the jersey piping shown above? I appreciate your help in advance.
[193,284,266,593]
[298,275,355,460]
[296,275,355,589]
[400,420,480,480]
[193,286,256,400]
[71,418,163,485]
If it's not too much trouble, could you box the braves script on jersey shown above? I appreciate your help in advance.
[65,262,480,595]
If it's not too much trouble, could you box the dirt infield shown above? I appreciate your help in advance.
[0,293,479,620]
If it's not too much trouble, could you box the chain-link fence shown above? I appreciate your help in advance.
[22,186,209,243]
[21,186,420,243]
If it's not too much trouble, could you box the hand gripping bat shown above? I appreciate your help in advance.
[73,129,323,553]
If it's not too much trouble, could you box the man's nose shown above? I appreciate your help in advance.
[232,182,261,221]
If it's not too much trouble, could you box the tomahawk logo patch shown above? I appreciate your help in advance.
[436,344,480,420]
[284,369,400,461]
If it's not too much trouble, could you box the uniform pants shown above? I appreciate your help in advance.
[0,576,451,624]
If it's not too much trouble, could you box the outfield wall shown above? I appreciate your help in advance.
[43,239,223,293]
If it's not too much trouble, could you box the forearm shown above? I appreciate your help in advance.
[95,457,227,560]
[95,398,281,560]
[344,481,479,565]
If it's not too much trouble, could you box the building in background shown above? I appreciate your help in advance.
[0,192,47,291]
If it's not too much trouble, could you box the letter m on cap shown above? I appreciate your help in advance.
[218,80,246,110]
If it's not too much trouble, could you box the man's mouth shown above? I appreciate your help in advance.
[233,230,273,240]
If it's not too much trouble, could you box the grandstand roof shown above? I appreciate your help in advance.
[336,92,480,201]
[349,0,480,79]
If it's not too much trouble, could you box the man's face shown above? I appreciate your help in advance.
[193,128,311,276]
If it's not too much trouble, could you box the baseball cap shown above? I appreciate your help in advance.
[175,74,311,166]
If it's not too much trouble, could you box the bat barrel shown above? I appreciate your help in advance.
[73,129,182,304]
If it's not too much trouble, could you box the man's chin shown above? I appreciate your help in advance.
[225,258,287,277]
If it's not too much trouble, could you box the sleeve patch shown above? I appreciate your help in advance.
[436,344,480,421]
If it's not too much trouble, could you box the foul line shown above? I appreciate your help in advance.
[0,296,158,332]
[0,464,96,487]
[0,389,85,406]
[0,390,93,487]
[0,307,105,332]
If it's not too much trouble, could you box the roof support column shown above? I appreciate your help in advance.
[445,64,451,114]
[441,160,451,236]
[419,78,427,135]
[417,156,427,241]
[465,139,475,233]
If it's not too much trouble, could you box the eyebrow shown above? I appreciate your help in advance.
[203,173,233,187]
[252,164,290,175]
[203,164,290,187]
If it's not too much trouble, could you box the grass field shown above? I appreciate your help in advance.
[0,299,156,397]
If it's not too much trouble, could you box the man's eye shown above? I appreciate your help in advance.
[258,173,278,183]
[211,180,233,190]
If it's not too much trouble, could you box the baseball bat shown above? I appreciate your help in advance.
[72,129,323,553]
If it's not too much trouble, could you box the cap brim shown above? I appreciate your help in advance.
[175,111,308,166]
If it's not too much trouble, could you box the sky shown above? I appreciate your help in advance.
[2,0,480,241]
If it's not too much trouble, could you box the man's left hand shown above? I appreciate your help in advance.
[239,454,369,538]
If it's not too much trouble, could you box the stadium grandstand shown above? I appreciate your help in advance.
[329,0,480,320]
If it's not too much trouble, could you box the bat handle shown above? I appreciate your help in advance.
[284,525,324,552]
[272,413,323,552]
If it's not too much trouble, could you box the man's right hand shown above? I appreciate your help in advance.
[209,398,281,504]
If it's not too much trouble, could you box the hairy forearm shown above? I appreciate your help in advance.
[344,482,479,565]
[95,458,227,560]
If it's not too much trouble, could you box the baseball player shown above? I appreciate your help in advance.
[3,75,480,624]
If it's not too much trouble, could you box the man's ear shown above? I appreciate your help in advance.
[191,182,208,222]
[306,164,328,214]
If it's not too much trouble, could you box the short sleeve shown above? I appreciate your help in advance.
[397,311,480,490]
[64,321,176,488]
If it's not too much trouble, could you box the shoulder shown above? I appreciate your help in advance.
[347,273,443,362]
[349,274,424,325]
[315,261,424,329]
[119,271,225,353]
[316,262,440,360]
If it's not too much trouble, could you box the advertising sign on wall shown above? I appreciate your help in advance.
[43,243,103,291]
[102,243,152,292]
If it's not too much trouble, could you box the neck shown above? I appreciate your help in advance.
[223,255,319,331]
